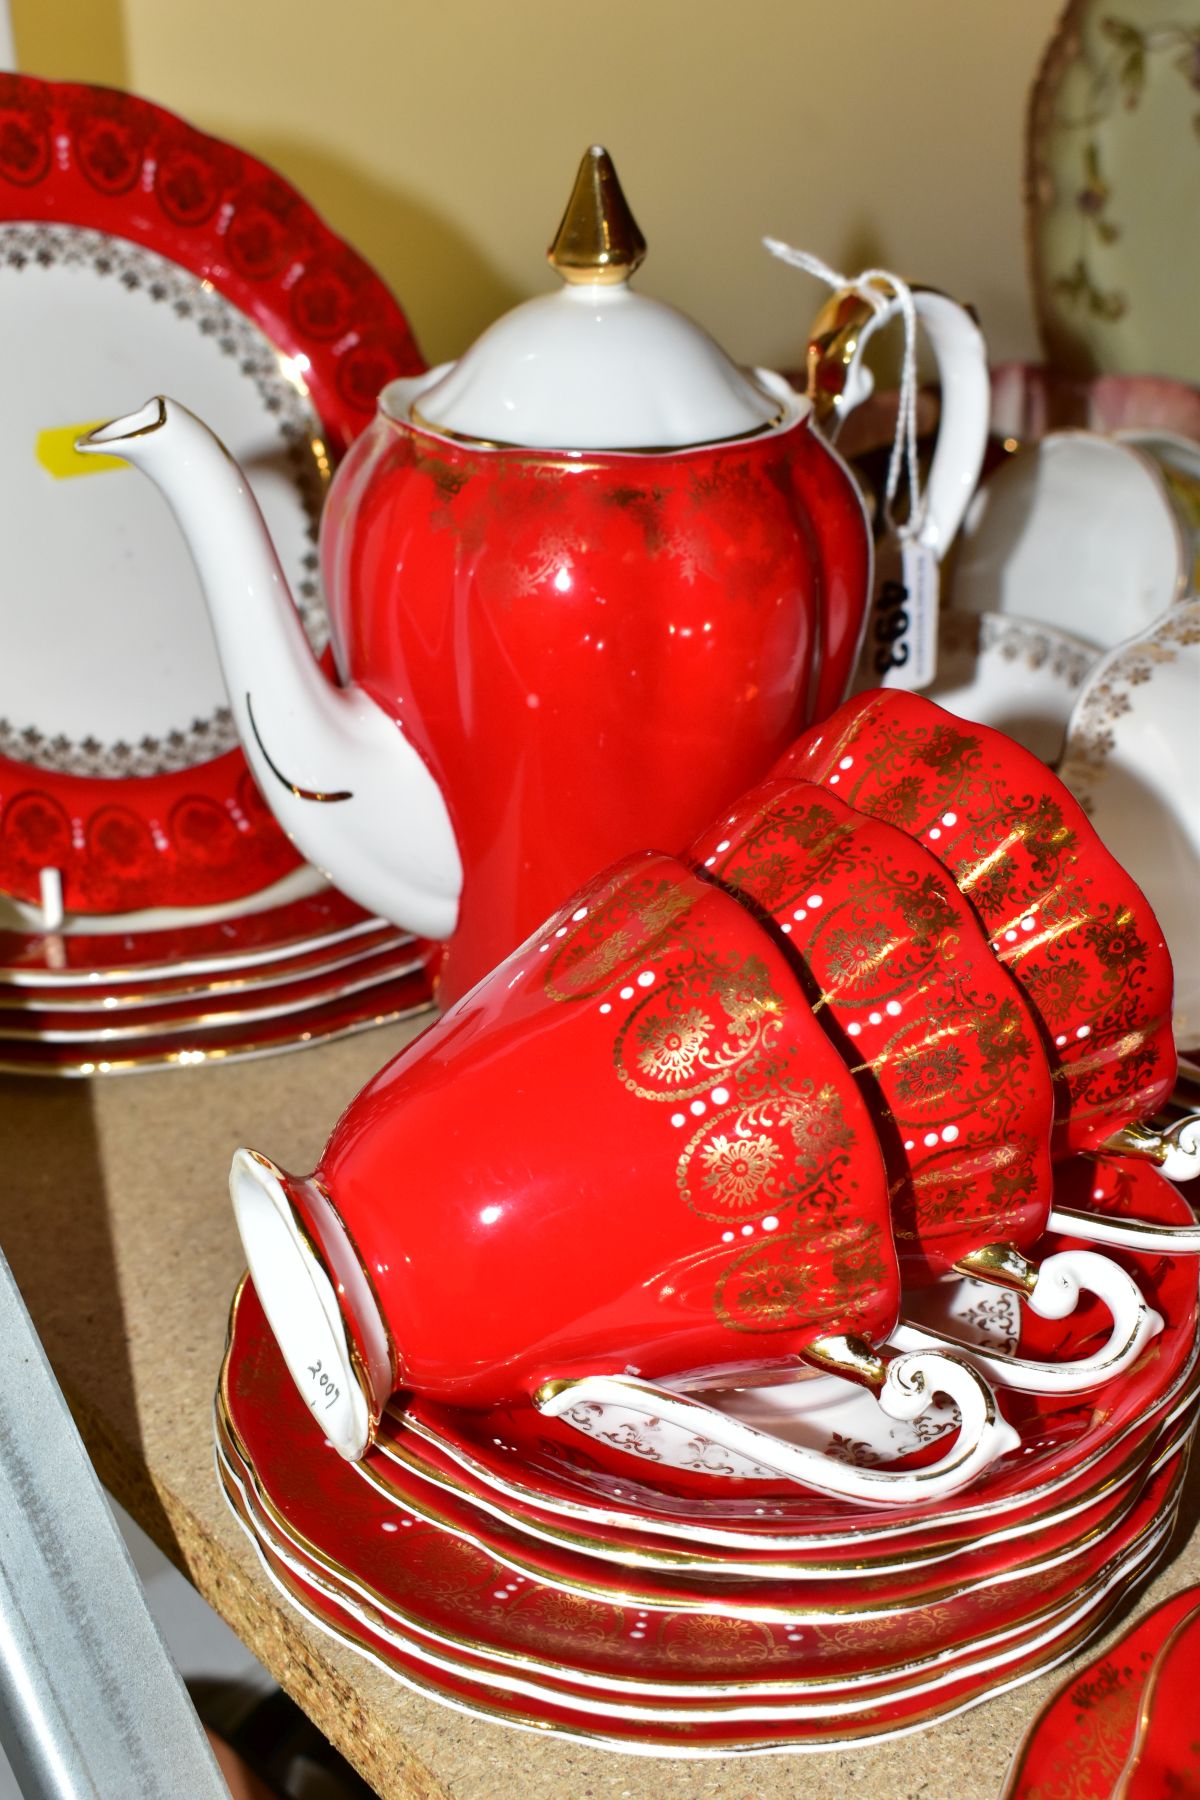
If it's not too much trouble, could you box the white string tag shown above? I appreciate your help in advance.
[860,534,939,691]
[764,238,940,691]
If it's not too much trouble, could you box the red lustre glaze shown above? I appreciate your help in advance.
[778,690,1177,1154]
[1116,1602,1200,1797]
[1004,1587,1200,1799]
[216,1267,1192,1737]
[0,76,423,914]
[274,852,893,1415]
[691,775,1056,1280]
[320,405,871,1005]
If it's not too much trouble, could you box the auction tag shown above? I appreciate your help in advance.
[859,532,939,690]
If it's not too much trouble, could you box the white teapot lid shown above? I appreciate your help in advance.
[409,147,786,452]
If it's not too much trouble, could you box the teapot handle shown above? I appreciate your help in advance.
[833,287,990,560]
[535,1348,1017,1504]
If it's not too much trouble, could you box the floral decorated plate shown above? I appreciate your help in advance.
[926,610,1095,764]
[220,1431,1181,1748]
[215,1322,1186,1753]
[221,1456,1180,1756]
[1027,0,1200,385]
[216,1275,1186,1708]
[1059,600,1200,1052]
[1002,1587,1200,1798]
[0,76,421,917]
[1113,1598,1200,1794]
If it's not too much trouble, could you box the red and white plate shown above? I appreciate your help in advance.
[216,1273,1193,1754]
[0,74,422,918]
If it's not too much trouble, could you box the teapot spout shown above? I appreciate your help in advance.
[78,399,462,941]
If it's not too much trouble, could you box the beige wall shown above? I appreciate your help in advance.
[14,0,1061,373]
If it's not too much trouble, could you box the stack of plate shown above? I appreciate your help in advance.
[0,876,433,1076]
[216,1153,1199,1757]
[0,78,438,1073]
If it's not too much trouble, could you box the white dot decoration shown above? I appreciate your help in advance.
[929,827,942,840]
[942,811,957,826]
[830,774,841,784]
[637,970,655,987]
[886,1000,902,1015]
[619,985,634,999]
[716,840,731,853]
[671,1112,686,1128]
[599,1002,612,1014]
[381,1519,398,1532]
[705,856,716,867]
[712,1087,730,1104]
[1021,916,1036,932]
[690,1099,706,1116]
[1093,1187,1104,1200]
[839,756,854,770]
[1056,1034,1068,1047]
[538,943,549,953]
[868,1011,882,1025]
[904,1139,915,1150]
[807,894,823,908]
[1077,1025,1091,1039]
[942,1125,959,1143]
[781,922,793,934]
[493,1590,508,1601]
[741,1224,754,1237]
[1004,930,1018,942]
[722,1230,735,1243]
[847,1022,862,1038]
[554,926,568,937]
[572,907,588,920]
[792,907,807,922]
[923,1131,939,1147]
[763,1215,779,1232]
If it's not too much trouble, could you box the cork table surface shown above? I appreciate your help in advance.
[3,1021,1198,1800]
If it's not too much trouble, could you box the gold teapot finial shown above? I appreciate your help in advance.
[548,146,646,286]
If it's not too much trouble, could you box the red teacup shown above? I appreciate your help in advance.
[231,852,899,1461]
[690,775,1057,1282]
[777,690,1177,1155]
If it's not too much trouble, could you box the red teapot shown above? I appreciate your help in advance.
[82,148,987,1003]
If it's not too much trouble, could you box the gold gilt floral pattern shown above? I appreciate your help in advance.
[540,860,895,1348]
[698,1132,783,1208]
[614,948,783,1104]
[776,689,1176,1156]
[543,870,694,1002]
[693,775,1056,1277]
[635,1007,716,1084]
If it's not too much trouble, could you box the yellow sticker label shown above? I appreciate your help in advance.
[36,422,127,479]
